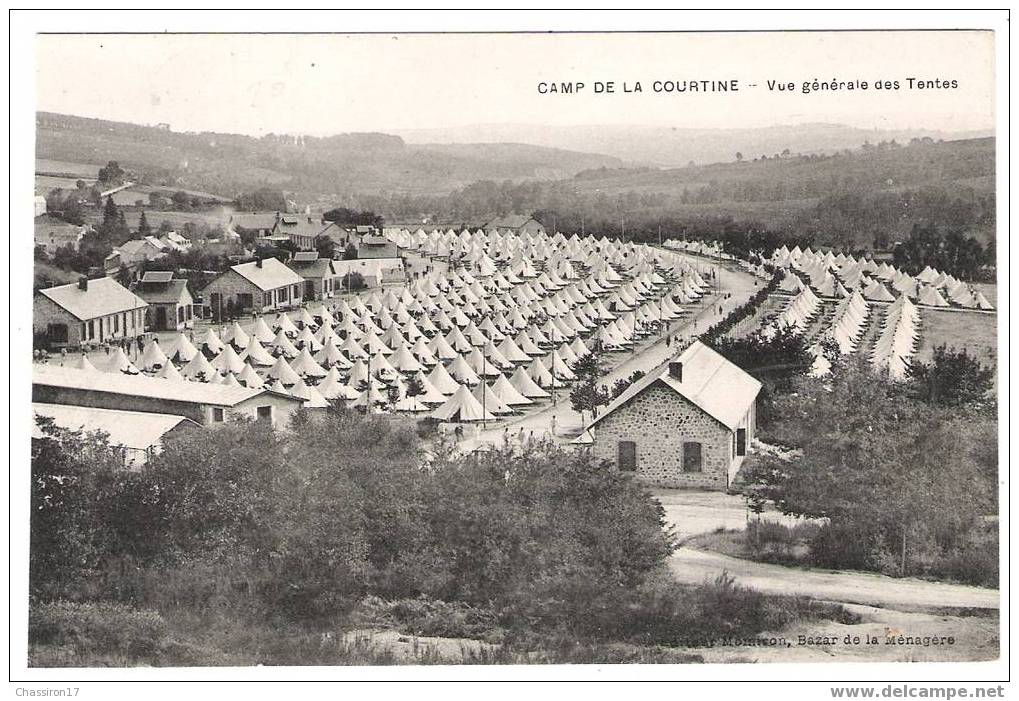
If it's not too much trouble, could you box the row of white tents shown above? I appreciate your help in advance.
[770,245,993,310]
[72,230,715,418]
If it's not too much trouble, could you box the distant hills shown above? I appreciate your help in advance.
[396,123,993,168]
[35,112,623,200]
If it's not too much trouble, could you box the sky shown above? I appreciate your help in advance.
[36,31,996,137]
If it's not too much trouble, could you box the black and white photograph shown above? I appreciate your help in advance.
[8,9,1010,692]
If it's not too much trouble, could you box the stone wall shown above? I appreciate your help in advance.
[34,296,146,348]
[591,380,734,490]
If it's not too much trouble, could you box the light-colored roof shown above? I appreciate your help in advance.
[38,277,148,321]
[33,402,198,450]
[228,257,305,291]
[588,341,761,431]
[33,365,300,408]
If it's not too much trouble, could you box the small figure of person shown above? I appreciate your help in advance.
[137,335,146,354]
[665,334,671,348]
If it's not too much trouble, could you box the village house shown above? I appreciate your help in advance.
[34,276,148,349]
[32,364,304,428]
[587,341,761,491]
[34,214,88,254]
[228,211,279,238]
[286,251,341,300]
[115,236,168,266]
[273,215,340,251]
[33,403,200,469]
[484,214,546,236]
[201,256,306,321]
[133,271,195,331]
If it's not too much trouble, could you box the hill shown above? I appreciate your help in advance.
[34,112,623,201]
[396,122,992,167]
[362,137,994,251]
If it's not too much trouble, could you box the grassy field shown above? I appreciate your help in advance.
[36,158,100,177]
[917,308,998,367]
[81,208,234,231]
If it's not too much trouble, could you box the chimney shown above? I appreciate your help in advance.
[77,276,88,291]
[668,361,683,382]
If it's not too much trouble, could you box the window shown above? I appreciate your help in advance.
[257,405,273,422]
[682,442,703,473]
[87,320,95,339]
[212,407,225,422]
[736,429,747,457]
[618,441,637,472]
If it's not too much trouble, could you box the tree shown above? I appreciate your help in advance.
[342,243,358,260]
[747,361,996,576]
[137,211,152,236]
[314,234,336,260]
[906,345,995,407]
[405,374,425,398]
[97,160,125,185]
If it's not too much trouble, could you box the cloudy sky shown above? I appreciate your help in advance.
[36,31,995,136]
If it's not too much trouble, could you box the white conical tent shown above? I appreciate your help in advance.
[409,371,448,404]
[472,381,515,415]
[250,317,275,344]
[182,352,215,381]
[490,373,533,406]
[164,333,199,363]
[427,362,460,395]
[156,360,185,382]
[199,328,225,356]
[67,353,97,371]
[140,339,169,371]
[510,365,551,399]
[289,378,331,408]
[224,321,250,350]
[429,384,497,422]
[291,347,328,378]
[211,345,247,375]
[267,356,301,386]
[237,364,264,389]
[240,335,276,366]
[393,395,431,413]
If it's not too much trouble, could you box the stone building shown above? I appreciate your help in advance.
[587,341,761,491]
[201,257,305,321]
[133,271,195,331]
[34,277,148,349]
[286,252,341,300]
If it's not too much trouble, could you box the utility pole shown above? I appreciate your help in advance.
[482,350,487,429]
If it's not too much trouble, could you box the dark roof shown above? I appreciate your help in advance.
[134,279,191,305]
[276,217,329,238]
[286,257,336,278]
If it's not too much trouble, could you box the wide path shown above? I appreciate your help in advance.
[460,254,764,450]
[668,548,999,611]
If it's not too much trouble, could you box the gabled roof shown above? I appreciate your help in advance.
[286,256,337,279]
[227,257,305,291]
[588,341,761,432]
[117,238,165,256]
[33,402,198,450]
[33,365,300,408]
[134,279,191,305]
[38,277,148,321]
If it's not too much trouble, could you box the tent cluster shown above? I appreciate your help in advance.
[99,230,714,418]
[767,246,993,311]
[868,295,921,381]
